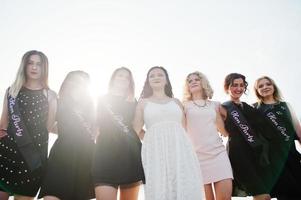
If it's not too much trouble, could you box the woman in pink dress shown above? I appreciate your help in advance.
[183,71,233,200]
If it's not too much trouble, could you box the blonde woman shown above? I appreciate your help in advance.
[183,71,233,200]
[254,76,301,199]
[0,50,57,200]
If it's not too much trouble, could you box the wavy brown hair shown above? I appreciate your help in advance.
[224,73,248,94]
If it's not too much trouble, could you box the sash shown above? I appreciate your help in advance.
[73,109,94,140]
[223,101,270,166]
[255,103,290,142]
[223,101,260,147]
[105,104,130,134]
[102,100,136,139]
[7,93,42,171]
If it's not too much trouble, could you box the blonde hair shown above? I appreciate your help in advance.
[9,50,49,97]
[254,76,283,104]
[183,71,213,101]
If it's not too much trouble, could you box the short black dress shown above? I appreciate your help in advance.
[223,102,274,196]
[0,87,49,196]
[255,102,301,198]
[39,101,95,200]
[92,95,145,185]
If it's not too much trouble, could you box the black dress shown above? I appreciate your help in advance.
[0,87,49,196]
[223,102,274,196]
[92,95,145,185]
[38,101,95,200]
[255,102,301,198]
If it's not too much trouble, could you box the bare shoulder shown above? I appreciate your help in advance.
[3,89,8,100]
[172,98,184,108]
[219,104,227,118]
[285,102,297,115]
[182,100,190,107]
[285,101,292,109]
[137,98,148,109]
[46,89,57,102]
[137,98,147,104]
[209,100,221,110]
[210,100,221,106]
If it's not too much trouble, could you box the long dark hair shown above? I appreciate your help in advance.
[139,66,173,99]
[58,71,94,133]
[59,71,92,112]
[108,67,135,101]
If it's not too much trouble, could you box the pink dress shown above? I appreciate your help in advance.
[184,100,233,184]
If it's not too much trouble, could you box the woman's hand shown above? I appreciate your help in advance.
[0,129,7,139]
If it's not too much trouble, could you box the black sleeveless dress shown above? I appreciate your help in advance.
[38,101,95,200]
[0,87,49,196]
[255,102,301,198]
[222,102,274,196]
[92,95,145,185]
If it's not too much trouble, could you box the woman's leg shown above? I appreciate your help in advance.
[95,185,118,200]
[14,195,34,200]
[253,194,271,200]
[0,191,9,200]
[214,179,232,200]
[43,196,60,200]
[119,181,141,200]
[204,184,215,200]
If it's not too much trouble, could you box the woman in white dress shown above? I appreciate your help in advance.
[133,66,203,200]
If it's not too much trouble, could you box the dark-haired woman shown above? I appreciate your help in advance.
[220,73,273,200]
[254,76,301,200]
[92,67,144,200]
[39,71,95,200]
[133,66,203,200]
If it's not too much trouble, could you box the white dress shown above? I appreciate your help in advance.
[142,100,203,200]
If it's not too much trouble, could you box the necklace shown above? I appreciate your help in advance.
[192,100,207,108]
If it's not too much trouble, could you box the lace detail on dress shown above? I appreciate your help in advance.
[142,101,204,200]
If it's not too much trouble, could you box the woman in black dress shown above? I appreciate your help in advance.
[254,76,301,200]
[92,67,144,200]
[0,50,57,200]
[39,71,95,200]
[219,73,273,200]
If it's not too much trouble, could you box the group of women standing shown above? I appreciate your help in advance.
[0,50,300,200]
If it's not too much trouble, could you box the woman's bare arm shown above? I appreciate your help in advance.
[46,90,58,133]
[133,99,145,140]
[0,90,8,138]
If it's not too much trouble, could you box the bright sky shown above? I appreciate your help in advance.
[0,0,300,112]
[0,0,300,199]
